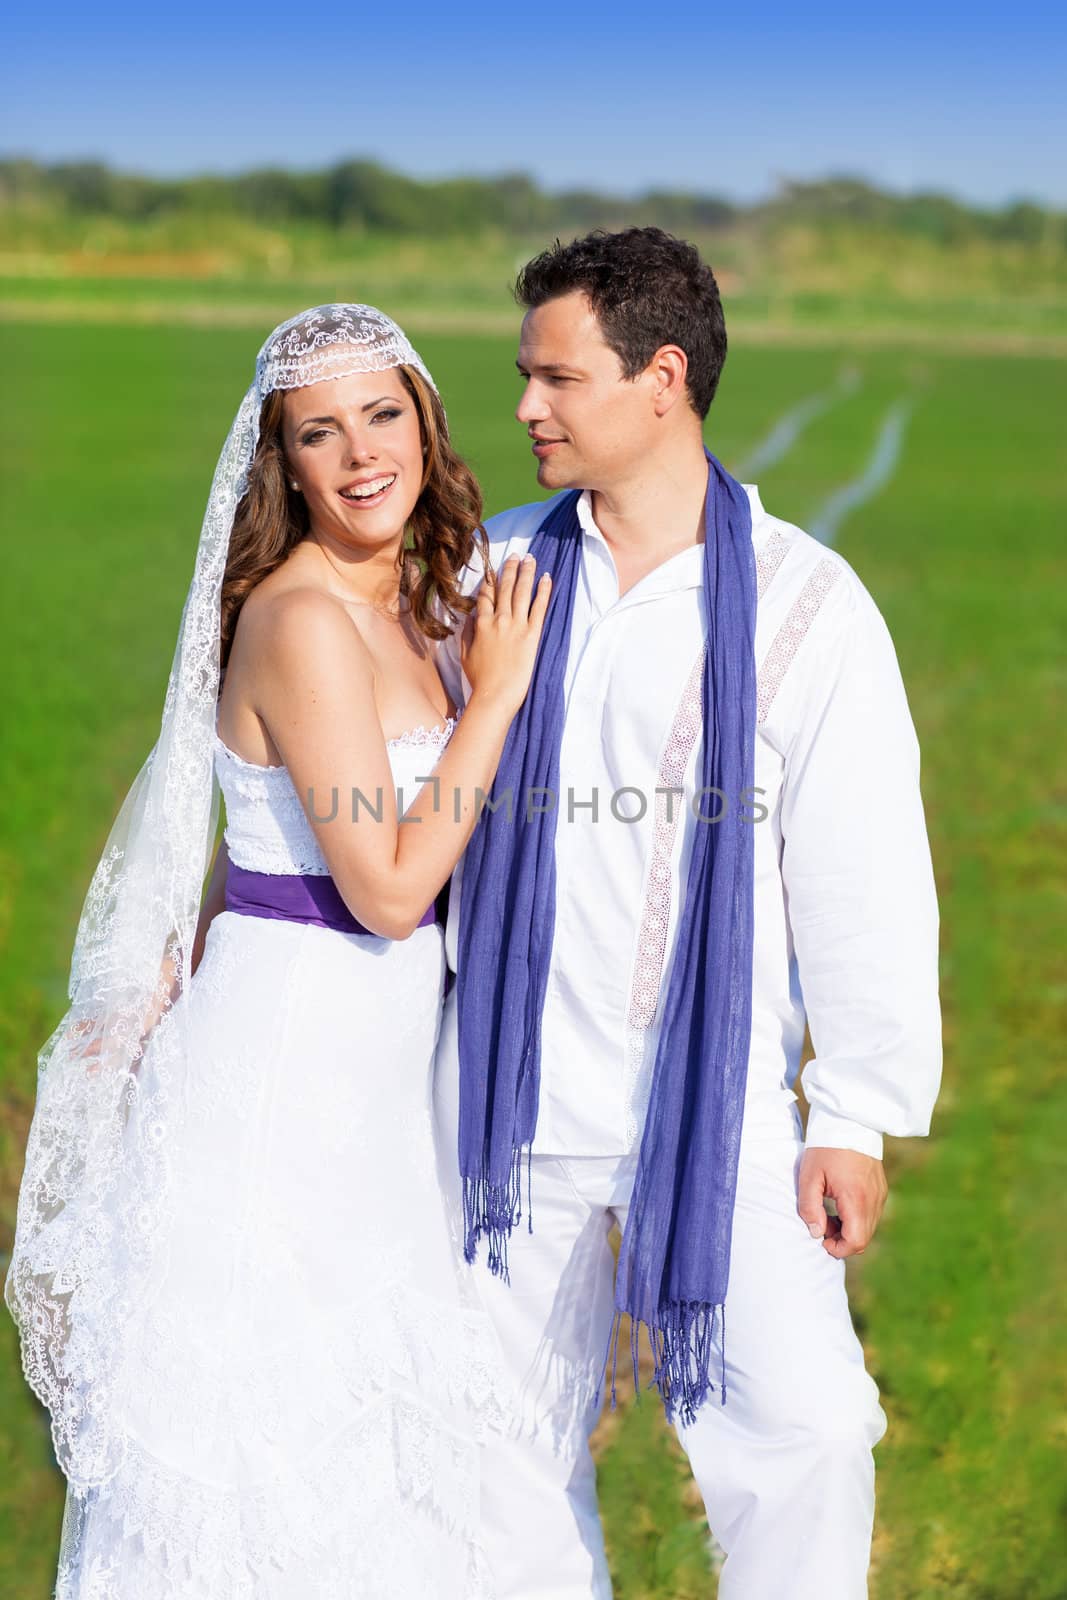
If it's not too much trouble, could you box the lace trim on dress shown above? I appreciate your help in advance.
[386,716,458,750]
[58,1415,493,1599]
[126,1273,511,1466]
[55,1271,507,1600]
[215,715,458,773]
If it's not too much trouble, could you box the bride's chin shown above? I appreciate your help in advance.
[322,512,412,550]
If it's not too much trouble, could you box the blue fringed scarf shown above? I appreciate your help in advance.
[456,451,756,1423]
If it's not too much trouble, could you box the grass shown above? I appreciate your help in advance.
[2,231,1066,348]
[1,316,1064,1598]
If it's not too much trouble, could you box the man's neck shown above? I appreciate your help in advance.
[589,438,711,596]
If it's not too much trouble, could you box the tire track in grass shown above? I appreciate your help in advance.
[734,365,862,480]
[809,398,914,547]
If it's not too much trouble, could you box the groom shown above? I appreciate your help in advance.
[435,226,941,1599]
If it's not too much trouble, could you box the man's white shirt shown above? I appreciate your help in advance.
[437,484,942,1161]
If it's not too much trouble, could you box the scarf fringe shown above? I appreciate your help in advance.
[461,1145,530,1285]
[601,1300,728,1427]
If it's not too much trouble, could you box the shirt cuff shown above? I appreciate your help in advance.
[804,1108,884,1161]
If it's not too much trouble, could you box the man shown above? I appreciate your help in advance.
[435,226,941,1599]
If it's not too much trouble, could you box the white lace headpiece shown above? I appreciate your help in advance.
[4,305,437,1500]
[256,303,437,397]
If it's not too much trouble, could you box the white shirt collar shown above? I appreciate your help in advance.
[575,483,764,600]
[576,490,702,590]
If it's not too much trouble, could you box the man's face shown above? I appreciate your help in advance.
[515,292,656,492]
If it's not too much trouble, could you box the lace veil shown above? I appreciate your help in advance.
[4,305,439,1491]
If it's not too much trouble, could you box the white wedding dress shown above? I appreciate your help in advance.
[56,719,501,1600]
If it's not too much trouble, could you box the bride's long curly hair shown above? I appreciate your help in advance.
[220,366,491,666]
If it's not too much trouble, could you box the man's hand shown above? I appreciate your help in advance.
[797,1147,888,1259]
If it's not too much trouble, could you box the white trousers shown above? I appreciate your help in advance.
[436,1001,887,1600]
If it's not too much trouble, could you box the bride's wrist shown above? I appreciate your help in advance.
[463,683,521,724]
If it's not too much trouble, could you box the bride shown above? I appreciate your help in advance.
[5,305,550,1599]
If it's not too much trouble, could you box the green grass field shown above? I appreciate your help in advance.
[1,313,1064,1599]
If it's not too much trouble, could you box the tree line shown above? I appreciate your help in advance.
[0,157,1061,248]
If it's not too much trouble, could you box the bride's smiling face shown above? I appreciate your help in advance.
[281,366,425,550]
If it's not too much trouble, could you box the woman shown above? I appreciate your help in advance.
[6,304,550,1598]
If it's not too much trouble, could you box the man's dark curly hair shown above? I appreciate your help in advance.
[515,226,728,419]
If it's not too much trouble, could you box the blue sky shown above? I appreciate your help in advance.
[4,1,1065,207]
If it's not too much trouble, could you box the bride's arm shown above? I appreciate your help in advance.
[65,836,231,1076]
[251,557,548,940]
[143,838,229,1038]
[191,839,230,974]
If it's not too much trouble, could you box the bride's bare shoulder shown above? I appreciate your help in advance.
[241,555,348,629]
[233,572,372,677]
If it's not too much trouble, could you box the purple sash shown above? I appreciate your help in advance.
[226,861,435,937]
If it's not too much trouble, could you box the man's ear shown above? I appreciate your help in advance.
[649,345,689,418]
